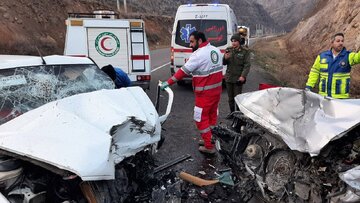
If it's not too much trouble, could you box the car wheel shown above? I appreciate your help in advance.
[264,150,295,197]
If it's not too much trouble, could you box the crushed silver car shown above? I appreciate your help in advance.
[0,55,173,202]
[214,88,360,202]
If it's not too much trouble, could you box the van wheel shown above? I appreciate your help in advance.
[177,80,186,86]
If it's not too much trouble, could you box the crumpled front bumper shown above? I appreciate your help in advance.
[0,86,173,181]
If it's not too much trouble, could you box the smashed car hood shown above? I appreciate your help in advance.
[235,87,360,156]
[0,87,161,181]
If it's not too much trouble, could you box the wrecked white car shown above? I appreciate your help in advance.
[0,55,173,202]
[214,88,360,202]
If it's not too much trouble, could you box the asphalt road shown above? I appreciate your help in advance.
[146,46,278,167]
[145,47,277,202]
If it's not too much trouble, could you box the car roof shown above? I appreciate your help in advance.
[0,55,94,70]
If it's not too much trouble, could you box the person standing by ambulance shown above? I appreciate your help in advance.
[223,34,251,117]
[160,31,223,154]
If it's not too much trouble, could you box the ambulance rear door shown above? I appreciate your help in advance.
[171,4,230,77]
[87,25,130,74]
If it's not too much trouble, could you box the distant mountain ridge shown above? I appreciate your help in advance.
[255,0,318,31]
[128,0,281,35]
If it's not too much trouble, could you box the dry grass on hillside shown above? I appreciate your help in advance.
[252,36,308,87]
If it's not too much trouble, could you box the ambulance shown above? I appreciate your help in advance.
[170,4,238,85]
[64,11,151,89]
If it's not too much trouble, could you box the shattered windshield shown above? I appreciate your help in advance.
[0,64,114,124]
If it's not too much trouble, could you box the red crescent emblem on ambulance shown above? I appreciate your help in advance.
[100,37,113,51]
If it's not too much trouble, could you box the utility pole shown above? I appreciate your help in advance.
[116,0,127,13]
[124,0,127,13]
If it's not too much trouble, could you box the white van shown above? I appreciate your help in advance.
[170,4,238,84]
[64,11,151,89]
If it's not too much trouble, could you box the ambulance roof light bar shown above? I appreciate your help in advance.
[67,11,118,19]
[185,2,222,7]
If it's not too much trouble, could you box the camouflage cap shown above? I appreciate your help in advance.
[231,34,241,42]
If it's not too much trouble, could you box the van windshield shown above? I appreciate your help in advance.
[175,20,227,47]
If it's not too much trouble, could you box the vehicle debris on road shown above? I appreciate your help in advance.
[213,87,360,202]
[179,171,234,187]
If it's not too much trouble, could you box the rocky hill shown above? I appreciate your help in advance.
[255,0,318,31]
[288,0,360,54]
[0,0,173,55]
[0,0,112,55]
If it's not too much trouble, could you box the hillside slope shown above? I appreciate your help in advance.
[288,0,360,53]
[255,0,318,31]
[0,0,172,55]
[0,0,111,55]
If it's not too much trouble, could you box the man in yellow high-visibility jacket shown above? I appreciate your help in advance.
[305,33,360,98]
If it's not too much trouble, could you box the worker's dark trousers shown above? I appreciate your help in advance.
[226,82,243,113]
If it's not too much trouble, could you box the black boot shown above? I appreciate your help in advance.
[226,104,235,120]
[229,104,235,113]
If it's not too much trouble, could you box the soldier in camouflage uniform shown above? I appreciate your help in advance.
[223,34,251,117]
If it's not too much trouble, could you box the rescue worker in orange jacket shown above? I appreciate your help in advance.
[160,31,223,154]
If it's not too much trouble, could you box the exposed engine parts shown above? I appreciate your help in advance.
[213,112,360,202]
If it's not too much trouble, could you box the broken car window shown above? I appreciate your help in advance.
[0,64,114,124]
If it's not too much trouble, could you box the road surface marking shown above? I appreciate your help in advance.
[152,62,170,73]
